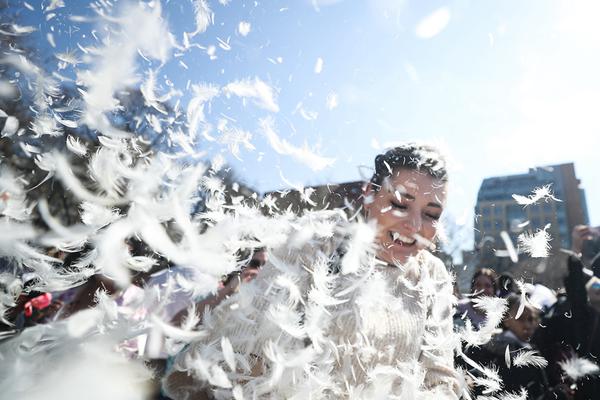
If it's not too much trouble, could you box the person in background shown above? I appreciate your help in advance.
[534,225,600,400]
[455,268,498,329]
[170,247,267,327]
[497,272,516,298]
[470,294,571,399]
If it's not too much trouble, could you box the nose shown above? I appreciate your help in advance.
[403,210,422,233]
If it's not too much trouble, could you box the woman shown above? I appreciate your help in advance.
[455,268,498,329]
[163,143,460,399]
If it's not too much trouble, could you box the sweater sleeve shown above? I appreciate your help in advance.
[162,210,347,399]
[419,255,461,399]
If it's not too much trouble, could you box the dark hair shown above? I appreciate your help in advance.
[369,143,448,190]
[501,293,524,328]
[471,267,498,293]
[503,293,538,320]
[505,293,522,314]
[497,273,515,298]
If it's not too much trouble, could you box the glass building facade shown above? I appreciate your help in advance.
[475,164,589,250]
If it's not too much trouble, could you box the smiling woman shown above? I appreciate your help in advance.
[364,144,448,265]
[163,143,460,399]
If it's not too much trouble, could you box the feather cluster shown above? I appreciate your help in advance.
[0,2,576,400]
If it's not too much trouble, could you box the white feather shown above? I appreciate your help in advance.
[223,78,279,112]
[190,0,213,36]
[512,184,561,207]
[518,224,551,258]
[499,231,518,263]
[66,135,88,156]
[151,314,207,342]
[260,117,336,171]
[504,345,511,368]
[512,349,548,368]
[232,385,245,400]
[221,336,236,371]
[559,355,600,381]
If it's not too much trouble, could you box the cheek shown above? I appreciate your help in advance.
[421,222,438,241]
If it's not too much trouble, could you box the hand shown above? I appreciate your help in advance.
[571,225,595,255]
[221,267,261,296]
[240,266,260,283]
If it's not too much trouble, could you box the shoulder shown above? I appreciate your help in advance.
[485,330,524,355]
[456,298,472,312]
[420,251,452,283]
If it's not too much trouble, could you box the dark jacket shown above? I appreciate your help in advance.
[533,255,600,400]
[475,330,557,399]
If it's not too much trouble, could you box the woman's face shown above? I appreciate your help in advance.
[473,275,495,297]
[504,306,539,342]
[364,169,446,265]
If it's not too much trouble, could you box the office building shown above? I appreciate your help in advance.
[475,163,588,250]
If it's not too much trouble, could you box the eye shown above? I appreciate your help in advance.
[424,212,441,221]
[390,201,407,210]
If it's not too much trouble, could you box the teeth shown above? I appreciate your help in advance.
[391,232,415,245]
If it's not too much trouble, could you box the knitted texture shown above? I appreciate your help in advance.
[164,213,460,399]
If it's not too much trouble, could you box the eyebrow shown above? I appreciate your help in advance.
[395,193,443,209]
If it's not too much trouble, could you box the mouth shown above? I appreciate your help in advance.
[390,232,417,247]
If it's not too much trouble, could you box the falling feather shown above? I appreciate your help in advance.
[512,185,561,207]
[260,117,335,171]
[499,388,529,400]
[513,279,528,319]
[314,57,324,74]
[461,296,508,347]
[223,78,279,112]
[1,116,19,137]
[151,314,208,342]
[191,0,213,36]
[559,355,600,381]
[66,135,88,156]
[512,349,548,368]
[221,336,236,371]
[518,224,551,258]
[232,385,245,400]
[499,231,518,263]
[238,21,251,36]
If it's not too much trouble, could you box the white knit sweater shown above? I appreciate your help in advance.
[164,215,460,399]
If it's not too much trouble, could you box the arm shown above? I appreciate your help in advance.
[171,266,261,327]
[564,226,593,341]
[565,255,589,313]
[420,257,461,399]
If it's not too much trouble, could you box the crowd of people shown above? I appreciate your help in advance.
[454,226,600,400]
[1,143,600,399]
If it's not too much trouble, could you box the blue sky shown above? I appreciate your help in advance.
[13,0,600,248]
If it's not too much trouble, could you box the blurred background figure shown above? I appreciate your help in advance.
[455,268,498,329]
[497,273,516,298]
[470,294,571,399]
[535,225,600,400]
[170,247,267,327]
